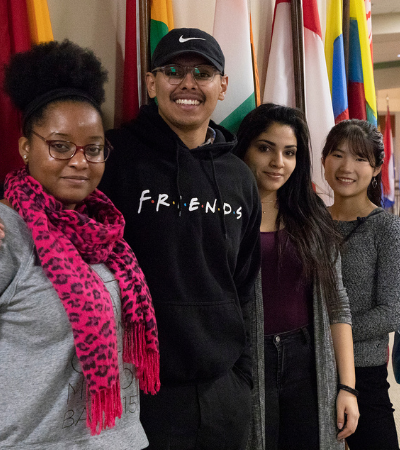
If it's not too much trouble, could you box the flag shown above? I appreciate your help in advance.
[347,0,377,125]
[122,0,139,123]
[325,0,349,123]
[150,0,174,56]
[303,0,335,202]
[264,0,334,204]
[250,14,261,107]
[364,0,373,61]
[0,0,31,185]
[0,0,53,186]
[212,0,256,134]
[25,0,53,44]
[263,0,295,107]
[382,106,395,208]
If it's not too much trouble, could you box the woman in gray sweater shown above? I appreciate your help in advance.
[0,40,159,449]
[322,119,400,450]
[235,104,359,450]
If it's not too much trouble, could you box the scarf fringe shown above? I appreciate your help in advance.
[123,323,161,395]
[86,380,123,436]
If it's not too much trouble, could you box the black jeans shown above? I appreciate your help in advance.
[264,325,319,450]
[346,364,399,450]
[140,368,251,450]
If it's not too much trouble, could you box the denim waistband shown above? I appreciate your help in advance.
[264,324,313,343]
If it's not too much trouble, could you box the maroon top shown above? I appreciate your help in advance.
[260,229,313,335]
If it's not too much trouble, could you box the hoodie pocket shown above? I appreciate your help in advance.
[155,299,246,384]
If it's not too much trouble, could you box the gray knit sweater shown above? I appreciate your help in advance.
[336,207,400,367]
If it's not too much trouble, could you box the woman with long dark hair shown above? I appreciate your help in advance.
[322,119,400,450]
[236,103,359,450]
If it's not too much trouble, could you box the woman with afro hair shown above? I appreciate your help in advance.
[0,40,159,448]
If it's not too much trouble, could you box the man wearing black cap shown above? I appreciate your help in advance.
[100,28,261,450]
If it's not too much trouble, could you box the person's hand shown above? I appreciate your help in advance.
[0,222,4,247]
[336,389,359,441]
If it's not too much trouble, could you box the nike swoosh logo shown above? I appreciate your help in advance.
[179,36,206,43]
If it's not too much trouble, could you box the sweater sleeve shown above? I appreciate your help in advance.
[0,225,16,297]
[351,216,400,341]
[0,204,33,300]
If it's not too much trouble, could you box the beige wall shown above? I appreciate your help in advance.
[372,13,400,36]
[375,68,400,93]
[47,0,126,130]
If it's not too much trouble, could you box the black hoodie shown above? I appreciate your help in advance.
[100,103,261,386]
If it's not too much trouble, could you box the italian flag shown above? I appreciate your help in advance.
[150,0,174,56]
[212,0,256,134]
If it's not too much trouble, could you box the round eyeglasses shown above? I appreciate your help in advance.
[31,130,111,163]
[152,64,221,86]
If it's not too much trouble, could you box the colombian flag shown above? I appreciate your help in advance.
[150,0,174,56]
[348,0,377,125]
[325,0,349,123]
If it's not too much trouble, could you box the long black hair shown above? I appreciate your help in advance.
[235,103,341,304]
[321,119,384,206]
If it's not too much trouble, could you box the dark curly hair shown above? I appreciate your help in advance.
[321,119,384,206]
[3,39,108,136]
[235,103,341,309]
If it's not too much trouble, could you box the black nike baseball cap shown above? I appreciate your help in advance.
[151,28,225,74]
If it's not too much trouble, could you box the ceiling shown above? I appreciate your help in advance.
[371,1,400,112]
[372,5,400,64]
[371,0,400,15]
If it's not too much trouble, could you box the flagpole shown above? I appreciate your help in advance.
[139,0,150,105]
[291,0,305,113]
[250,14,261,107]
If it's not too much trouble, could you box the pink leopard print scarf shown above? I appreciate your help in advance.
[5,168,160,435]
